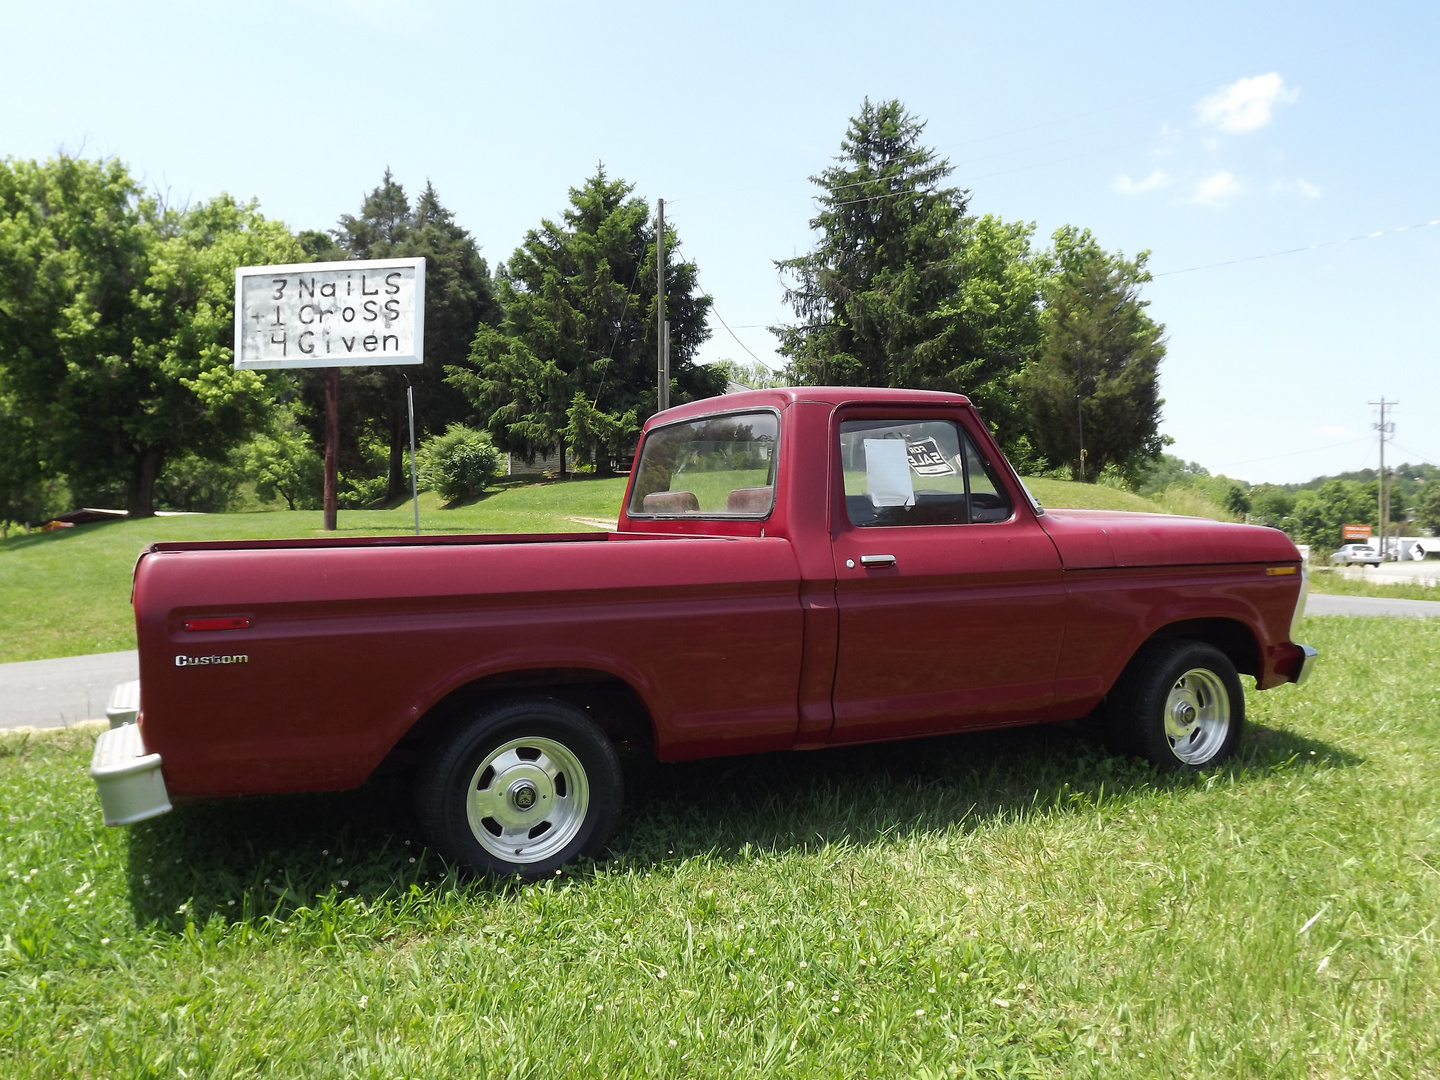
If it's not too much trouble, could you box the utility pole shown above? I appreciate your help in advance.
[656,199,669,412]
[1370,398,1396,559]
[1075,343,1086,482]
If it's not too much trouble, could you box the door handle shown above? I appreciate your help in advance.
[859,554,897,568]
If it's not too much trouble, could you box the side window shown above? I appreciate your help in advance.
[840,419,1013,527]
[962,436,1012,523]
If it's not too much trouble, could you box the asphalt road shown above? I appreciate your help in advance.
[1,650,138,730]
[1328,560,1440,588]
[2,593,1437,730]
[1305,593,1440,619]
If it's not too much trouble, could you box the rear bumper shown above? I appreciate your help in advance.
[1292,644,1319,687]
[90,691,171,826]
[105,679,140,728]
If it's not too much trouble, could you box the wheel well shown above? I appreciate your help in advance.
[378,668,656,776]
[1144,618,1261,679]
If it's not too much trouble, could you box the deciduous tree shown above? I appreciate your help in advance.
[0,156,301,515]
[1413,481,1440,537]
[1291,478,1377,552]
[0,390,56,533]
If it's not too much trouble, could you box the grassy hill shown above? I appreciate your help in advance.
[0,475,1230,665]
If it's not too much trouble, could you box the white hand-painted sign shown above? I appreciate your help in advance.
[233,257,425,369]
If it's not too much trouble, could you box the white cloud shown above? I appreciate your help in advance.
[1196,73,1298,133]
[1272,178,1322,199]
[1113,170,1174,194]
[1313,426,1352,437]
[1193,171,1241,204]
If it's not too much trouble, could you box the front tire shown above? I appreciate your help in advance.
[415,696,623,878]
[1106,639,1245,770]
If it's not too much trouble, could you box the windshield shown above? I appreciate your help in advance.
[628,411,779,517]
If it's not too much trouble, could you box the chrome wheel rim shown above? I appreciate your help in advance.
[1163,668,1231,765]
[465,736,590,865]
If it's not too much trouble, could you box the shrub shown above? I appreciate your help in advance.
[154,452,246,513]
[418,424,501,503]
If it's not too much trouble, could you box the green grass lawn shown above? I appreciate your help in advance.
[0,477,629,664]
[1,616,1435,1077]
[1021,477,1163,515]
[1,475,1237,666]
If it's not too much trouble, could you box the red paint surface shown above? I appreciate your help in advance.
[133,388,1309,798]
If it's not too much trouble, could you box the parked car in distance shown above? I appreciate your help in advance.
[91,387,1317,878]
[1330,544,1381,567]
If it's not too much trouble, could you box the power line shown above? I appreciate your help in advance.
[590,254,644,408]
[1155,219,1440,277]
[669,235,776,370]
[1389,442,1438,467]
[704,288,772,369]
[1214,436,1372,468]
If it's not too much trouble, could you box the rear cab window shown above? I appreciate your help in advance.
[839,418,1013,527]
[628,411,779,518]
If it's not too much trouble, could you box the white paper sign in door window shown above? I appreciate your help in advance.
[864,439,915,508]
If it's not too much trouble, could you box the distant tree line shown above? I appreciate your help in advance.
[1126,455,1440,551]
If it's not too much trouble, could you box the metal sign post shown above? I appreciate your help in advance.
[407,382,420,535]
[234,257,425,530]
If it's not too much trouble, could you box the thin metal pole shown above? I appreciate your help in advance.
[656,199,668,412]
[1370,397,1395,558]
[407,383,420,536]
[1370,400,1382,558]
[323,368,339,530]
[1075,343,1085,482]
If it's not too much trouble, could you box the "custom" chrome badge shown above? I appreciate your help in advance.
[175,654,250,667]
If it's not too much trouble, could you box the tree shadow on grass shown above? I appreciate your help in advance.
[124,719,1359,933]
[0,516,131,553]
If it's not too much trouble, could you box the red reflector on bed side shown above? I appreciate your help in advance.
[182,616,252,632]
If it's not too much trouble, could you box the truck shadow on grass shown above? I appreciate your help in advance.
[123,720,1358,933]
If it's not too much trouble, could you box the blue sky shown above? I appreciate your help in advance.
[3,0,1435,483]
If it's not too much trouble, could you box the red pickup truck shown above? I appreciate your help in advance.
[91,388,1316,877]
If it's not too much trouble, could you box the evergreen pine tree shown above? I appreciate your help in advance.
[775,100,1045,448]
[1019,227,1166,480]
[311,171,501,500]
[776,99,969,388]
[450,167,721,477]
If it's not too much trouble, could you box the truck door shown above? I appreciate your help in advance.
[827,411,1066,742]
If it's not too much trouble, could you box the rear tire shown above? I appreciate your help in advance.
[1105,639,1245,770]
[415,695,623,878]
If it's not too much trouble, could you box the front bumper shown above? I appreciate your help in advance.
[90,684,171,826]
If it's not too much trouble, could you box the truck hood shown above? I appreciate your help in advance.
[1038,509,1300,569]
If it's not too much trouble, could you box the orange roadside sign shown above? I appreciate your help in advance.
[1342,524,1372,541]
